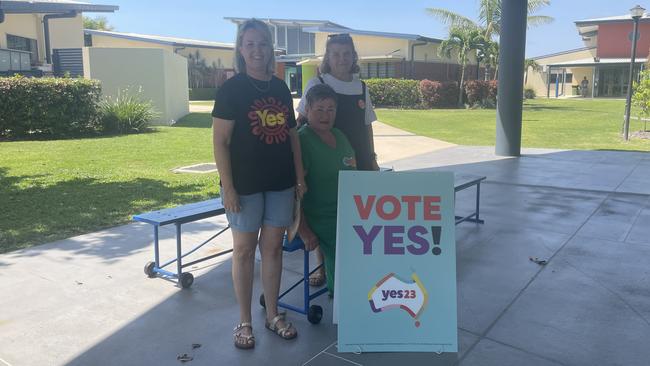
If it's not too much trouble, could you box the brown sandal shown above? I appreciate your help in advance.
[265,313,297,340]
[309,272,325,287]
[233,322,255,349]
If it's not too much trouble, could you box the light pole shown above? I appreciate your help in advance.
[624,5,645,141]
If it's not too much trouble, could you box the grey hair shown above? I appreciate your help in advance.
[320,33,360,74]
[234,19,276,75]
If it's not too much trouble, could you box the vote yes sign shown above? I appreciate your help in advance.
[335,171,457,353]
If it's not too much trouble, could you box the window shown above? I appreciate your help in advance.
[298,30,312,54]
[7,34,38,64]
[359,62,397,79]
[277,26,286,49]
[550,73,573,83]
[84,34,93,47]
[287,27,299,54]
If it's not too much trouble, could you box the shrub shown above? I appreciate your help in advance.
[365,78,421,108]
[632,69,650,117]
[0,76,102,139]
[463,80,498,108]
[419,80,459,108]
[524,88,536,99]
[99,89,158,134]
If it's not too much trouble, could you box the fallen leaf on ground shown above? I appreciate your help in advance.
[529,257,548,265]
[177,353,193,363]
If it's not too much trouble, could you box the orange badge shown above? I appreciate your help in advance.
[358,99,366,109]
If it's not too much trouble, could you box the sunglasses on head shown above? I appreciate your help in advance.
[327,33,352,39]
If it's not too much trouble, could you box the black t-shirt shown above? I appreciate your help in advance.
[212,73,297,195]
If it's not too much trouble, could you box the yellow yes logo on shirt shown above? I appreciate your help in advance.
[255,110,286,127]
[248,97,291,145]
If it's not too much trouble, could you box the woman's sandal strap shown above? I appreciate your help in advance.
[233,322,252,331]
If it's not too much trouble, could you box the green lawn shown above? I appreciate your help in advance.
[1,99,648,253]
[0,114,216,253]
[376,98,649,151]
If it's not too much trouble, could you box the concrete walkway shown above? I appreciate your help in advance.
[1,125,650,365]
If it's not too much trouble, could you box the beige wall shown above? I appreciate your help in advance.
[0,13,84,64]
[163,51,190,124]
[90,35,175,52]
[0,14,43,60]
[90,35,235,69]
[85,47,189,125]
[48,13,84,50]
[526,48,597,97]
[315,33,409,59]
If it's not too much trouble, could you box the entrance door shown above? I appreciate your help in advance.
[598,67,624,97]
[284,64,302,97]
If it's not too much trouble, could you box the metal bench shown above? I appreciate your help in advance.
[133,199,230,288]
[454,173,486,225]
[132,173,486,290]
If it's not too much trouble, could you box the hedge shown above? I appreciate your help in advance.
[420,80,459,108]
[189,87,216,101]
[365,78,421,108]
[464,80,498,108]
[0,76,102,139]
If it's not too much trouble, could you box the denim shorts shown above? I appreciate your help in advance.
[223,187,295,232]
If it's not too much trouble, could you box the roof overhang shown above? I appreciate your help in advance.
[0,0,118,14]
[548,58,647,68]
[224,17,348,29]
[297,54,404,66]
[302,26,441,43]
[84,29,234,50]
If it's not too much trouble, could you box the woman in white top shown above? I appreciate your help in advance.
[297,33,379,287]
[297,33,379,172]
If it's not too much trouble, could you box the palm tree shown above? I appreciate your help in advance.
[439,27,485,107]
[524,58,542,85]
[476,37,499,80]
[427,0,554,41]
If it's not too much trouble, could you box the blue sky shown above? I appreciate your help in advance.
[100,0,637,58]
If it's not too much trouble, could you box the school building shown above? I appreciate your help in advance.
[527,12,650,98]
[226,17,481,96]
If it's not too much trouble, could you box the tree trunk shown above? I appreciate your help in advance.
[524,67,528,86]
[458,63,466,107]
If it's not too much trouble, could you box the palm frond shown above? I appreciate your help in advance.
[425,8,479,29]
[528,0,551,14]
[527,15,554,27]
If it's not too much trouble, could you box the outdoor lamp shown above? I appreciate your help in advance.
[623,5,646,141]
[630,5,645,19]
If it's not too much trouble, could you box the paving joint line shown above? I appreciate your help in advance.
[455,192,607,365]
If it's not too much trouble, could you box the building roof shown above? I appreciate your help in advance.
[1,0,118,13]
[224,17,348,29]
[575,13,650,26]
[302,26,442,43]
[531,47,596,61]
[84,29,234,50]
[296,54,405,66]
[548,57,647,68]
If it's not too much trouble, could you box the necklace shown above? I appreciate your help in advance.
[246,74,271,93]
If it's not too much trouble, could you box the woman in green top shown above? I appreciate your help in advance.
[298,84,357,295]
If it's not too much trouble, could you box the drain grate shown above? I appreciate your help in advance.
[172,163,217,174]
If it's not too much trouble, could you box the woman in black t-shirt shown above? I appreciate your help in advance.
[212,19,306,350]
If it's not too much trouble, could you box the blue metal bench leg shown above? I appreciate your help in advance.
[154,225,160,268]
[175,223,194,289]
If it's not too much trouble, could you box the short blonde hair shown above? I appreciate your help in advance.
[234,19,276,75]
[320,33,360,74]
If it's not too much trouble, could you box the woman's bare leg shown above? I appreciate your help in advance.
[231,229,259,338]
